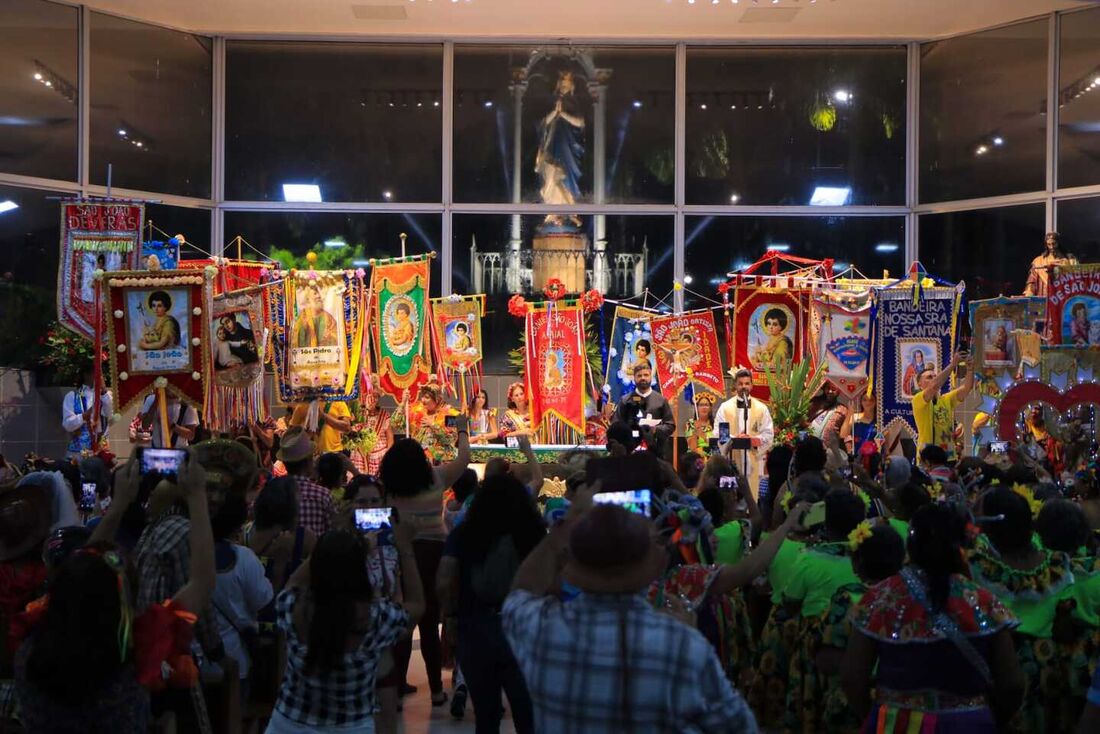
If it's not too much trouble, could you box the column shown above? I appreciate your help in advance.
[507,76,527,294]
[590,69,613,293]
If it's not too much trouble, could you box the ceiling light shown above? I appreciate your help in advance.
[0,201,19,214]
[632,100,642,108]
[484,100,493,108]
[33,73,42,81]
[324,238,347,249]
[976,145,988,155]
[992,136,1004,146]
[1094,76,1100,85]
[833,89,851,103]
[700,103,707,110]
[434,101,440,107]
[283,183,322,202]
[729,193,740,203]
[731,104,737,109]
[382,190,393,200]
[712,0,720,4]
[684,274,694,284]
[875,243,899,253]
[134,141,143,147]
[768,243,791,252]
[117,128,126,136]
[44,81,51,87]
[809,186,851,206]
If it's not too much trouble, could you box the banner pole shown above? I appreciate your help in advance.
[156,387,170,449]
[672,397,679,471]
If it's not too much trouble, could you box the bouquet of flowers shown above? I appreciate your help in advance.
[344,423,379,456]
[761,356,826,444]
[40,322,102,385]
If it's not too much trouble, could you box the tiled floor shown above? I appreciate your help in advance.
[396,638,518,733]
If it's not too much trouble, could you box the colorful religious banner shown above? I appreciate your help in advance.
[141,238,180,270]
[104,266,214,412]
[58,201,144,338]
[873,285,961,437]
[205,287,267,432]
[604,306,656,403]
[525,303,586,433]
[732,286,807,401]
[431,295,483,372]
[272,270,366,404]
[649,310,725,398]
[810,290,873,400]
[1046,263,1100,347]
[968,296,1046,377]
[371,257,432,400]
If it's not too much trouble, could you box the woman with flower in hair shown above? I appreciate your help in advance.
[969,486,1100,733]
[408,381,459,464]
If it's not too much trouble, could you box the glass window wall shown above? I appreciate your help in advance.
[1058,7,1100,189]
[1056,196,1100,263]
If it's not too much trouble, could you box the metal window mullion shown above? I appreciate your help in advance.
[442,41,454,295]
[673,42,686,314]
[906,40,920,265]
[78,4,91,193]
[1045,12,1059,232]
[212,36,226,256]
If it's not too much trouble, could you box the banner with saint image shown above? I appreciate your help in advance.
[206,286,268,432]
[58,201,144,338]
[732,286,807,402]
[431,295,483,372]
[810,290,873,400]
[649,310,725,398]
[272,270,366,404]
[604,306,656,403]
[525,304,586,433]
[371,256,432,400]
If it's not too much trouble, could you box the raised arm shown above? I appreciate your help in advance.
[87,458,140,546]
[435,414,472,491]
[171,454,216,614]
[919,351,961,403]
[954,352,976,403]
[709,503,807,596]
[517,435,544,494]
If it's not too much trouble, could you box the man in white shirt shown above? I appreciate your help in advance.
[138,393,200,448]
[62,368,114,458]
[712,368,774,497]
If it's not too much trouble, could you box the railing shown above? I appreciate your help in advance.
[471,243,647,298]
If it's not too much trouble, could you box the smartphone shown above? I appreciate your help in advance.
[718,475,739,491]
[718,422,731,443]
[80,482,97,512]
[444,414,458,429]
[990,440,1009,455]
[593,489,652,517]
[586,453,660,494]
[800,501,827,528]
[354,507,393,532]
[798,430,808,442]
[138,447,187,481]
[707,437,719,453]
[505,435,519,449]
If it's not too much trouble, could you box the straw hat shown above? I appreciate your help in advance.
[562,505,665,594]
[277,426,315,463]
[0,482,54,562]
[191,439,260,495]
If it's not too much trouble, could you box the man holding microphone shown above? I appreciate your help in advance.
[713,368,774,498]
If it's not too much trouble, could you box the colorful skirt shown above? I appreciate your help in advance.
[864,690,995,733]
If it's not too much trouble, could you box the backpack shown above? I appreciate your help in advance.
[469,536,519,607]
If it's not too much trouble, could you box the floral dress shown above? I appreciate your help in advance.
[645,564,755,689]
[818,583,867,733]
[969,541,1099,734]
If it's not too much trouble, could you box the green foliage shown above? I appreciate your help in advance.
[40,321,100,387]
[267,241,369,271]
[762,356,826,437]
[808,98,837,132]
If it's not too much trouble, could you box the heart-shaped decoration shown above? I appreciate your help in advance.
[995,380,1100,441]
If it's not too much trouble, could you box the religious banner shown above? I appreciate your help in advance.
[525,304,586,433]
[1046,263,1100,347]
[141,237,180,270]
[732,286,807,401]
[604,306,656,403]
[650,309,725,398]
[371,257,432,400]
[431,295,483,372]
[873,285,961,437]
[58,201,144,338]
[205,286,267,432]
[968,296,1047,377]
[272,270,366,404]
[104,266,214,412]
[810,290,873,400]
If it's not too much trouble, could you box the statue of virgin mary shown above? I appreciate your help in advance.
[535,70,585,229]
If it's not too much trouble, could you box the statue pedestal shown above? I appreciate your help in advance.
[532,232,588,294]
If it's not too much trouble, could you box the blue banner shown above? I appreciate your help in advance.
[603,306,656,403]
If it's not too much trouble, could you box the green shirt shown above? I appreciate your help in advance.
[767,537,807,604]
[888,517,909,542]
[782,547,861,619]
[715,521,749,565]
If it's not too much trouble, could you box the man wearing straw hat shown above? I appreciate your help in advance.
[277,426,333,537]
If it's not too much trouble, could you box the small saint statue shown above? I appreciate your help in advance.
[1023,231,1076,298]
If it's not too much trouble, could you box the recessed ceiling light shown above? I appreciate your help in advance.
[700,103,707,110]
[729,193,740,203]
[992,136,1004,146]
[684,274,694,284]
[976,145,988,155]
[809,186,851,206]
[632,100,642,108]
[484,100,493,108]
[324,238,347,249]
[33,73,42,81]
[833,89,851,103]
[875,243,899,253]
[0,201,19,214]
[382,190,393,200]
[283,183,322,202]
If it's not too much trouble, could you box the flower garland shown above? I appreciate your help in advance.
[542,278,567,301]
[507,294,528,318]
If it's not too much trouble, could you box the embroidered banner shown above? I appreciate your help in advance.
[650,310,724,398]
[58,201,144,338]
[733,286,807,401]
[604,306,656,403]
[810,290,873,400]
[104,267,213,413]
[272,270,366,403]
[206,287,268,432]
[968,296,1047,377]
[431,295,483,372]
[874,286,961,437]
[371,257,431,400]
[141,239,180,270]
[1046,263,1100,347]
[525,304,586,433]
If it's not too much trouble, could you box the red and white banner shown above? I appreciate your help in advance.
[733,287,807,402]
[1046,263,1100,347]
[650,310,725,398]
[525,304,586,433]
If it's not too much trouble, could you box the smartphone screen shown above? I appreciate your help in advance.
[718,475,738,491]
[718,422,730,443]
[593,489,652,517]
[444,414,458,429]
[990,440,1009,454]
[354,507,393,532]
[139,447,187,480]
[505,435,519,449]
[80,482,96,512]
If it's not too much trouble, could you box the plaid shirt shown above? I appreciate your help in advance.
[293,476,334,537]
[273,587,408,726]
[134,507,222,658]
[503,589,757,734]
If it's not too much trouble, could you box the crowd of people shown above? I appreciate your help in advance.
[1,367,1100,734]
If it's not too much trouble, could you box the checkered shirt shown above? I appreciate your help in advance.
[134,507,222,657]
[273,587,408,726]
[294,476,334,537]
[502,589,758,734]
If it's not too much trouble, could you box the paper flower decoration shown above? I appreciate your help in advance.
[580,288,604,313]
[543,278,567,301]
[191,338,201,347]
[153,377,168,389]
[717,282,730,295]
[848,521,874,551]
[117,344,126,353]
[114,309,124,319]
[191,371,201,380]
[1011,483,1043,519]
[507,294,527,318]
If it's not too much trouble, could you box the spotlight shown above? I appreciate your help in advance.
[383,190,393,200]
[33,73,42,81]
[729,193,740,203]
[632,100,642,108]
[833,89,851,103]
[976,145,988,155]
[484,100,493,108]
[992,137,1004,146]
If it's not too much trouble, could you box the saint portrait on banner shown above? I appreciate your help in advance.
[127,288,190,373]
[289,280,347,389]
[749,304,795,369]
[293,284,339,348]
[384,295,419,356]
